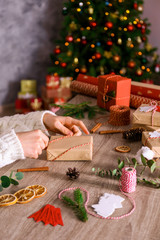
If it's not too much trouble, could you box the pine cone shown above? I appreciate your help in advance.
[66,168,80,180]
[123,127,145,141]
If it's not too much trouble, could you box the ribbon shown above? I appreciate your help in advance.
[141,101,159,126]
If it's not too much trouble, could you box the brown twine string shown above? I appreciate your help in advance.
[108,105,130,126]
[90,105,130,133]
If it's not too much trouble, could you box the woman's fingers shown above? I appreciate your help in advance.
[70,125,82,136]
[66,118,89,135]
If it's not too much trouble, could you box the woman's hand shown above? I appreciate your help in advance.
[16,130,49,159]
[43,114,89,136]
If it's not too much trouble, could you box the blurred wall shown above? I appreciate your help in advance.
[0,0,64,105]
[0,0,159,105]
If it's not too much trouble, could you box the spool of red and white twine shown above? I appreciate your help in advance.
[58,167,137,220]
[120,167,137,193]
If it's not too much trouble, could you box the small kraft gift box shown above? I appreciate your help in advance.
[142,131,160,157]
[132,104,160,127]
[97,74,131,111]
[47,135,93,161]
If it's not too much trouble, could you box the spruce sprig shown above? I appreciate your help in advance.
[62,188,88,222]
[92,155,160,188]
[51,101,105,119]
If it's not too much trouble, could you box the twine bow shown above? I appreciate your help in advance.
[145,101,158,126]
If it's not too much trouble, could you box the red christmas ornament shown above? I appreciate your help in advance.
[66,35,74,42]
[61,62,67,68]
[142,36,146,42]
[113,55,120,62]
[105,21,113,29]
[81,39,87,45]
[141,25,146,34]
[106,40,113,46]
[136,23,142,29]
[54,47,61,54]
[95,52,101,59]
[80,66,87,73]
[133,2,138,10]
[89,21,97,27]
[127,24,134,31]
[136,69,143,76]
[128,60,136,68]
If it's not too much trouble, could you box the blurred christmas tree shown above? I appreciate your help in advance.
[48,0,160,82]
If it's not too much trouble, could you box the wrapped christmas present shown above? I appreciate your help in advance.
[47,135,93,161]
[46,75,60,89]
[77,74,98,86]
[131,81,160,101]
[132,114,160,131]
[41,86,72,100]
[21,80,37,93]
[97,74,131,111]
[132,104,160,127]
[142,131,160,157]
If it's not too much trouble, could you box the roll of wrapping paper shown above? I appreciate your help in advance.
[70,81,98,98]
[108,105,130,126]
[130,94,160,109]
[70,80,160,109]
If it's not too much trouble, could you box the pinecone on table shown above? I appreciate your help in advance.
[123,127,145,141]
[66,168,80,180]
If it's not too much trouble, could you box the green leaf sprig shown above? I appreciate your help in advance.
[51,101,105,119]
[92,155,160,188]
[0,171,24,192]
[62,188,88,222]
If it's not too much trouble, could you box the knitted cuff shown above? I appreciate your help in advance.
[0,129,25,168]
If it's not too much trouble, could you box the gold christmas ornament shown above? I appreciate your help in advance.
[126,38,132,47]
[69,21,77,31]
[145,43,152,51]
[88,6,94,14]
[74,57,79,64]
[136,36,142,43]
[104,51,112,59]
[117,38,122,45]
[110,12,118,18]
[67,51,72,56]
[99,66,105,75]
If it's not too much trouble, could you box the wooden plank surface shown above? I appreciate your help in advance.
[0,95,160,240]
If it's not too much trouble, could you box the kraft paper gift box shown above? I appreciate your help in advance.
[132,116,160,131]
[47,136,93,161]
[97,74,131,111]
[132,104,160,127]
[142,131,160,157]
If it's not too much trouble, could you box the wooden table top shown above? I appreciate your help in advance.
[0,94,160,240]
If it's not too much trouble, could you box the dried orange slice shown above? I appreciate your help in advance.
[115,145,131,153]
[0,194,17,207]
[26,185,47,198]
[14,188,35,204]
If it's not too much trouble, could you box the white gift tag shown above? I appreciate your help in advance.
[149,131,160,138]
[91,193,125,218]
[139,105,156,112]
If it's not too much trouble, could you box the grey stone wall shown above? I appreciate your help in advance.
[0,0,64,105]
[0,0,160,105]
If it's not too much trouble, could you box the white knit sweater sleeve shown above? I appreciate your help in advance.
[0,110,56,168]
[0,110,56,133]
